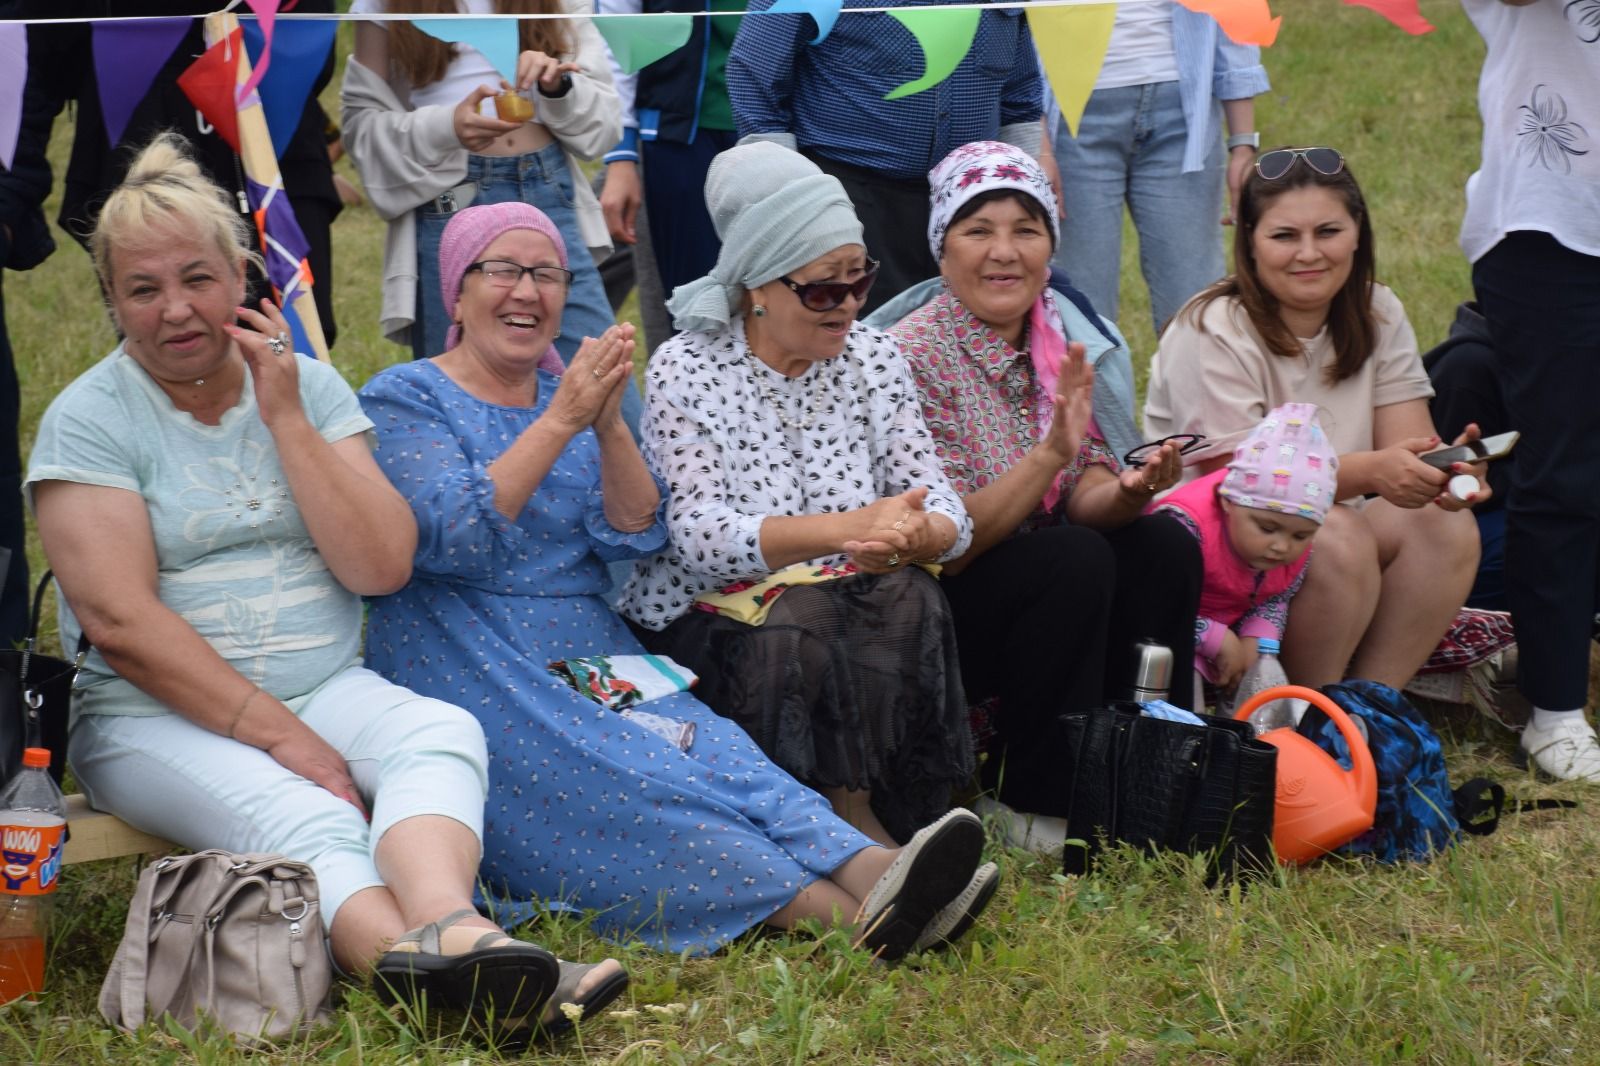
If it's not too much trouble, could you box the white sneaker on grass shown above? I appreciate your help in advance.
[974,796,1067,858]
[1519,716,1600,782]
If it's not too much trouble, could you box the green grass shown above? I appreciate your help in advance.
[7,1,1599,1062]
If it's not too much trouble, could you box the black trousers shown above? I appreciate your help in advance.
[941,515,1202,816]
[1474,230,1600,709]
[0,274,27,647]
[804,151,937,315]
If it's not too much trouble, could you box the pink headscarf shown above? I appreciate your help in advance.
[437,202,567,375]
[927,141,1081,511]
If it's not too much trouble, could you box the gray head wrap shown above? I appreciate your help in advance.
[667,142,865,333]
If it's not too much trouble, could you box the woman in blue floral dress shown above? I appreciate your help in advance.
[360,202,996,960]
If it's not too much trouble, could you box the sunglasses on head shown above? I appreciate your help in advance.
[1254,147,1346,182]
[776,258,880,313]
[1122,433,1207,469]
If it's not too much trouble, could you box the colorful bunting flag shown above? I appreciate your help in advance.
[593,15,695,74]
[766,0,841,45]
[1028,5,1117,139]
[178,26,244,153]
[91,18,191,149]
[236,0,282,105]
[1173,0,1281,47]
[0,24,22,171]
[416,17,519,83]
[1343,0,1434,35]
[242,18,338,159]
[204,12,330,361]
[885,7,980,101]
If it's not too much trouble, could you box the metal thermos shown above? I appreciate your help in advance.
[1130,639,1173,703]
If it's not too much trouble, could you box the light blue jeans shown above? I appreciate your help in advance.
[69,666,489,931]
[1051,80,1227,336]
[413,144,642,434]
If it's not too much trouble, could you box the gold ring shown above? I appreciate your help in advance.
[592,368,603,379]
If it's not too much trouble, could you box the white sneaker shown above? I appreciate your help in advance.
[974,796,1067,858]
[1519,716,1600,782]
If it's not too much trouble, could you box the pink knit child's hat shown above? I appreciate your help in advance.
[1218,403,1340,524]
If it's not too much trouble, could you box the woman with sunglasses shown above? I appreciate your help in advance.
[872,141,1201,851]
[361,201,995,965]
[616,142,980,849]
[1146,146,1486,695]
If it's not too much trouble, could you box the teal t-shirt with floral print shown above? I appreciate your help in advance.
[25,347,374,719]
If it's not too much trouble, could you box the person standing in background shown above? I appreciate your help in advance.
[1044,0,1267,336]
[1460,0,1600,780]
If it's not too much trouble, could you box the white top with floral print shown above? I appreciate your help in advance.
[616,318,973,630]
[26,347,374,718]
[1460,0,1600,262]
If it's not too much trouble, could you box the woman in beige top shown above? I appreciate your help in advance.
[1145,147,1488,691]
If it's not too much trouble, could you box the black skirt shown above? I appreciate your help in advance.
[636,567,973,842]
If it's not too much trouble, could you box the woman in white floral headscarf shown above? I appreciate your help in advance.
[880,141,1203,852]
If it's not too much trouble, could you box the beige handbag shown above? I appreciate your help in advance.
[99,850,333,1041]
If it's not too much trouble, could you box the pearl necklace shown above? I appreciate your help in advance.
[751,362,815,431]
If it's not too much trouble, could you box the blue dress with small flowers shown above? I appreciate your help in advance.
[359,361,874,954]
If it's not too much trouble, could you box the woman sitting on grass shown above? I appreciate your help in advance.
[1144,147,1489,694]
[359,200,996,965]
[27,133,615,1041]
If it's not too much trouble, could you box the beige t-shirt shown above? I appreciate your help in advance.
[1144,284,1432,489]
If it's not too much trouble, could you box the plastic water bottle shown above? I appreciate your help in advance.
[1234,638,1296,735]
[0,749,66,1004]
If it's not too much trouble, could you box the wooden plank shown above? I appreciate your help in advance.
[63,793,173,865]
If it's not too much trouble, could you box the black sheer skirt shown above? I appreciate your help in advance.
[635,566,973,842]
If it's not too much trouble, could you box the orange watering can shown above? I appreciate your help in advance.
[1233,684,1377,865]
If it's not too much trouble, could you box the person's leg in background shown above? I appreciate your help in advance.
[1475,231,1600,779]
[1122,84,1227,337]
[1051,85,1139,326]
[1099,513,1203,710]
[0,276,26,647]
[641,130,738,300]
[632,197,672,357]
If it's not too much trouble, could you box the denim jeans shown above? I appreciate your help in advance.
[412,144,641,433]
[1050,80,1226,336]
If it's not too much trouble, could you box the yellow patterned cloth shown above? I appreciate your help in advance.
[692,560,941,625]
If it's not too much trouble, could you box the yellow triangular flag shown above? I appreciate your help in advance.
[1028,5,1118,140]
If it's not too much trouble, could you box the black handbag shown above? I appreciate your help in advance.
[0,572,85,788]
[1058,702,1278,883]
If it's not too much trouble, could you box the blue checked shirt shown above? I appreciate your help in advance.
[728,0,1043,182]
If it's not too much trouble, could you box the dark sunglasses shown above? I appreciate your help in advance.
[776,258,880,313]
[1254,147,1346,182]
[1122,433,1207,469]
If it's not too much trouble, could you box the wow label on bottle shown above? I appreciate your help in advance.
[1,817,66,896]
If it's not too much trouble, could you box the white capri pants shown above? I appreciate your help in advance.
[69,666,489,929]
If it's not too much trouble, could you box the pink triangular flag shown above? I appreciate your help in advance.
[1343,0,1434,35]
[236,0,281,106]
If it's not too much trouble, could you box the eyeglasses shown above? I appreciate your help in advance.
[776,258,880,313]
[466,260,574,290]
[1122,433,1207,469]
[1254,147,1345,182]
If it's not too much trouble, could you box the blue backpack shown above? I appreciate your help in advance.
[1298,681,1494,863]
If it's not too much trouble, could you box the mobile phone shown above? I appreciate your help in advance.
[1419,430,1520,470]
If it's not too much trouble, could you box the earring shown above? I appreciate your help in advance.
[751,304,767,318]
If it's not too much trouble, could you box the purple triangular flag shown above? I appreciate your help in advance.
[0,24,24,171]
[92,18,192,148]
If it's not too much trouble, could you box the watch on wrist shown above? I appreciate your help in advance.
[1227,131,1260,151]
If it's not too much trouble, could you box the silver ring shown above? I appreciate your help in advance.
[265,332,288,356]
[887,552,901,567]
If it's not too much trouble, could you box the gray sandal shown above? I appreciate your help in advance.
[373,908,559,1025]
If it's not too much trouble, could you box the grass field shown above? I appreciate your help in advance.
[7,1,1600,1063]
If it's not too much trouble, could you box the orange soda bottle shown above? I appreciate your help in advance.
[0,748,66,1003]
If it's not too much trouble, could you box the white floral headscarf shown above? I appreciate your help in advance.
[926,140,1060,261]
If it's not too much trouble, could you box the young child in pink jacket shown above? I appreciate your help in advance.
[1150,403,1339,690]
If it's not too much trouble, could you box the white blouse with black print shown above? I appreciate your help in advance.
[616,317,974,630]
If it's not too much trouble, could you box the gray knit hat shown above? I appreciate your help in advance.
[667,141,864,332]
